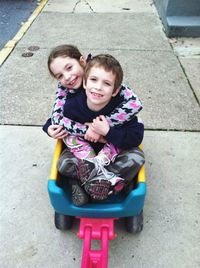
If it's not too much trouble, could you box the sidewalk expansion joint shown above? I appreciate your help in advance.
[1,124,200,133]
[177,57,200,108]
[145,128,200,133]
[80,48,172,53]
[167,41,200,108]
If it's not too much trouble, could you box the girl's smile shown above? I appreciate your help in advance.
[68,77,79,88]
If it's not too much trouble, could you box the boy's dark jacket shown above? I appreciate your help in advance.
[43,88,144,153]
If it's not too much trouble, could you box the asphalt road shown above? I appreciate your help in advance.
[0,0,38,49]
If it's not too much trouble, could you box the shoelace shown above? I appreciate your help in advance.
[93,157,112,179]
[80,157,113,187]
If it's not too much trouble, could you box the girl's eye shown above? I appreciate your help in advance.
[66,65,72,71]
[90,78,97,81]
[57,74,63,80]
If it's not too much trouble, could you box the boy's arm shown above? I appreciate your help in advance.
[105,116,144,149]
[51,83,88,136]
[105,85,143,126]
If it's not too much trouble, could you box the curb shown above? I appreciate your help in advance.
[0,0,49,66]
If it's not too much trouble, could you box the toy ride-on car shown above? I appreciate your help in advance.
[47,139,146,268]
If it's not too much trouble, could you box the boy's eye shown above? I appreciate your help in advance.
[90,77,97,81]
[105,82,111,86]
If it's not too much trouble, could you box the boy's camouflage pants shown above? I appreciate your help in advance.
[58,146,145,184]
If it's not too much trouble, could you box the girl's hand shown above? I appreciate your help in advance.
[92,115,110,136]
[47,125,67,139]
[84,126,101,142]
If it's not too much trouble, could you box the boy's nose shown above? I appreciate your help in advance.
[94,81,102,90]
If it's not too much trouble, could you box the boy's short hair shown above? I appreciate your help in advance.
[84,54,123,91]
[48,44,82,77]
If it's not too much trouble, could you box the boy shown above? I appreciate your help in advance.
[44,54,145,205]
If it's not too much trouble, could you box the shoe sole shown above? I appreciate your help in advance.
[85,178,126,200]
[76,160,96,185]
[72,184,89,206]
[84,179,111,200]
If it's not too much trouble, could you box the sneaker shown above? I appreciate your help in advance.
[84,160,125,200]
[58,148,79,178]
[76,157,111,186]
[71,181,89,206]
[75,159,98,185]
[64,136,95,159]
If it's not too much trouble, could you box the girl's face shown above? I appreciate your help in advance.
[84,66,120,111]
[50,56,85,89]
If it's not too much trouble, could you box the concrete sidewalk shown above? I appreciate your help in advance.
[0,0,200,267]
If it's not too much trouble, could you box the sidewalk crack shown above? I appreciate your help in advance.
[85,0,95,12]
[72,0,95,13]
[72,0,81,13]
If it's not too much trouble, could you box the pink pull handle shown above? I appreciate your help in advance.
[77,218,116,268]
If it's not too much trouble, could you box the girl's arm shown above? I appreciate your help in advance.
[51,83,143,137]
[105,84,143,126]
[51,83,87,136]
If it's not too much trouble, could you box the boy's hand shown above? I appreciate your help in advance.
[84,126,101,142]
[92,115,110,136]
[98,136,107,143]
[47,125,67,139]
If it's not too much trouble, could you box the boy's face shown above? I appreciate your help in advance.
[50,56,85,89]
[84,66,119,111]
